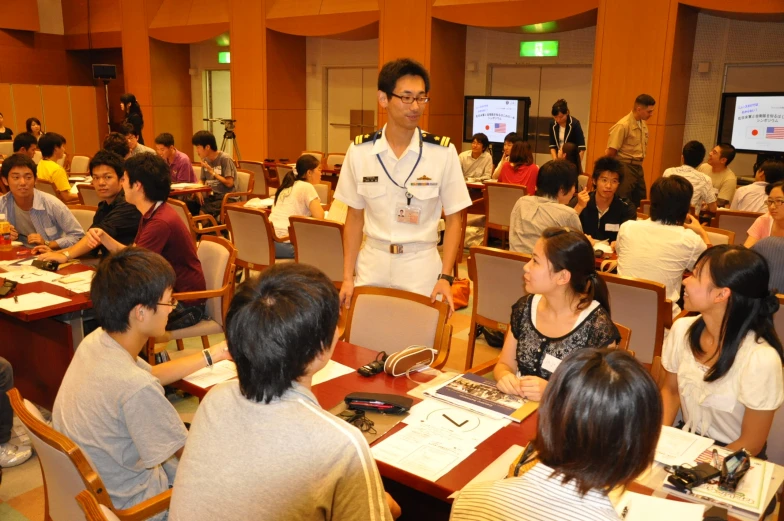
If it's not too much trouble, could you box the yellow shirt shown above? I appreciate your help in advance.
[607,111,648,161]
[36,159,71,192]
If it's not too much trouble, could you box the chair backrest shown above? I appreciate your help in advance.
[238,161,267,197]
[326,153,345,169]
[637,212,650,220]
[313,182,331,206]
[301,150,324,164]
[195,236,237,327]
[485,182,527,230]
[344,286,449,356]
[33,149,43,164]
[77,184,102,206]
[0,141,13,156]
[614,322,632,351]
[166,199,197,241]
[713,210,763,245]
[224,205,276,271]
[77,490,121,521]
[69,205,97,232]
[289,216,344,284]
[192,163,202,180]
[469,246,530,327]
[70,156,91,174]
[8,388,114,521]
[650,355,664,388]
[640,199,651,214]
[703,225,735,246]
[599,272,669,364]
[275,163,293,181]
[36,179,61,199]
[234,169,254,198]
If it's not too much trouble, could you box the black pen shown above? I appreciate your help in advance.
[13,295,18,303]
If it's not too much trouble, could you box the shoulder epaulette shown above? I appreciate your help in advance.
[421,132,451,147]
[355,131,382,145]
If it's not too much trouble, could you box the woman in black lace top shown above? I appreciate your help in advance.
[495,227,620,400]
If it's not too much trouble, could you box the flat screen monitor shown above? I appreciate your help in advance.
[463,96,531,143]
[717,92,784,154]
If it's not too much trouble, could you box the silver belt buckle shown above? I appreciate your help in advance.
[389,244,403,254]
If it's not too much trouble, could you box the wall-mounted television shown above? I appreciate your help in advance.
[717,92,784,154]
[463,96,531,143]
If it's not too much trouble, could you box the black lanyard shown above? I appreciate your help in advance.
[374,127,423,205]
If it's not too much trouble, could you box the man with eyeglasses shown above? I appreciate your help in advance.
[53,247,230,519]
[334,59,471,314]
[35,150,142,261]
[0,153,83,250]
[576,156,636,243]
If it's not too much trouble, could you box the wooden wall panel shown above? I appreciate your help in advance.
[41,86,75,151]
[11,85,43,136]
[266,30,306,111]
[0,84,14,131]
[233,108,268,161]
[431,0,597,27]
[0,31,69,85]
[120,0,154,145]
[70,87,101,156]
[428,18,465,143]
[149,39,193,153]
[267,109,306,162]
[0,0,40,32]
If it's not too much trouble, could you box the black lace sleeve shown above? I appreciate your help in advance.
[587,307,621,347]
[510,295,533,340]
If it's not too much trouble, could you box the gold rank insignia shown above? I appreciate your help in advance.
[355,131,382,145]
[417,175,432,181]
[421,132,451,147]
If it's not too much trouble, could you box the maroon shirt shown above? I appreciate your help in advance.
[135,202,206,305]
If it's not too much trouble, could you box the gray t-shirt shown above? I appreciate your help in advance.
[169,381,393,521]
[509,195,583,254]
[53,329,187,514]
[200,151,236,196]
[129,143,156,156]
[13,201,37,239]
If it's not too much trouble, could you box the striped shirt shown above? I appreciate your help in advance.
[0,189,84,248]
[662,165,717,210]
[450,463,620,521]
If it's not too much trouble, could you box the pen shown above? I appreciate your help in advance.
[13,295,18,303]
[712,448,720,469]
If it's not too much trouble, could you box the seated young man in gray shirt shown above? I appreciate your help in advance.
[169,264,401,521]
[52,248,231,518]
[191,130,236,221]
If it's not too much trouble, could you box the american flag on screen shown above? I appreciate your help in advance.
[767,127,784,139]
[494,122,507,133]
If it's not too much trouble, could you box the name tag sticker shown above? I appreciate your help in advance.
[605,223,620,232]
[362,177,379,183]
[541,353,562,373]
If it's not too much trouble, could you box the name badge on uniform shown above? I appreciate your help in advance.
[394,203,421,225]
[362,176,378,183]
[541,353,562,373]
[605,223,620,232]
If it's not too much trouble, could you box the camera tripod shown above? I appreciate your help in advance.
[204,118,242,161]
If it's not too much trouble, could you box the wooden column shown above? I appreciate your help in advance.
[119,0,154,145]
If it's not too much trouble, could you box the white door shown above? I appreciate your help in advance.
[326,67,377,154]
[203,70,233,156]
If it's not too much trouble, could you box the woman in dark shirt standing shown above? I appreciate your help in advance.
[120,93,145,145]
[494,227,619,401]
[549,99,586,162]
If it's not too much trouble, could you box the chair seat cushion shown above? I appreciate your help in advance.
[166,319,223,340]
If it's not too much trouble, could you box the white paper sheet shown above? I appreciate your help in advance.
[654,426,714,466]
[47,270,94,294]
[244,197,274,209]
[0,267,63,285]
[448,444,524,499]
[0,292,71,312]
[612,491,704,520]
[403,398,510,445]
[171,183,203,189]
[182,360,238,389]
[312,360,354,386]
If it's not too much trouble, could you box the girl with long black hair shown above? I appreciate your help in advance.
[120,93,145,144]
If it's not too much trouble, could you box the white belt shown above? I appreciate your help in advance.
[364,237,437,255]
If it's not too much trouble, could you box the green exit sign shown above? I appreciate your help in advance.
[520,41,559,57]
[218,51,231,64]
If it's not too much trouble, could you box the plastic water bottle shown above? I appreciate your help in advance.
[0,213,11,251]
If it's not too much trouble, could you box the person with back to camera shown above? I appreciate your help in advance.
[492,131,524,179]
[459,132,494,181]
[120,93,145,145]
[452,348,662,520]
[662,140,717,214]
[731,159,784,214]
[549,99,586,162]
[494,228,620,401]
[269,154,325,258]
[494,140,539,192]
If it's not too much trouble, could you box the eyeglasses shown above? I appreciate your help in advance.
[596,177,620,186]
[390,93,431,105]
[157,297,178,308]
[766,199,784,207]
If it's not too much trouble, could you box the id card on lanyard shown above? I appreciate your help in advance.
[375,128,423,224]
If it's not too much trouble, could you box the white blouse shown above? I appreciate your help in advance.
[662,316,784,444]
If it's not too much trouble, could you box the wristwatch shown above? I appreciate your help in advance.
[437,273,455,286]
[63,250,71,260]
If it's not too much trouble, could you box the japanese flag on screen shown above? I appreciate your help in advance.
[747,126,764,139]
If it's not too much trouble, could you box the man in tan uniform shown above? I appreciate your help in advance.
[606,94,655,208]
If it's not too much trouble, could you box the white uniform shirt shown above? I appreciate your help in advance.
[662,315,784,444]
[731,182,768,213]
[334,125,471,245]
[662,165,717,210]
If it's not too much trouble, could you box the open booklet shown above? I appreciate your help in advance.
[423,373,539,423]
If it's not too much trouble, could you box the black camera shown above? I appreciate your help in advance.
[667,463,720,492]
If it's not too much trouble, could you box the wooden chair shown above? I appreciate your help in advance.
[263,163,279,194]
[69,205,98,231]
[224,205,280,279]
[77,490,121,521]
[238,160,268,198]
[218,168,255,223]
[637,212,650,220]
[326,153,345,169]
[192,163,202,180]
[465,246,530,370]
[483,182,527,248]
[167,198,226,243]
[36,179,61,200]
[288,216,344,287]
[314,181,332,207]
[712,210,763,245]
[599,272,678,365]
[301,150,324,164]
[0,140,13,157]
[69,155,91,174]
[614,322,631,351]
[650,355,665,388]
[639,199,651,214]
[77,184,102,206]
[8,388,171,521]
[703,226,735,246]
[147,235,237,362]
[343,286,451,370]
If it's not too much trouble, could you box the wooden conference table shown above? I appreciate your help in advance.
[0,247,94,409]
[176,340,777,521]
[169,185,212,197]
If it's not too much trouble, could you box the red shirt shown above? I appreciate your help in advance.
[499,162,539,193]
[135,202,206,305]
